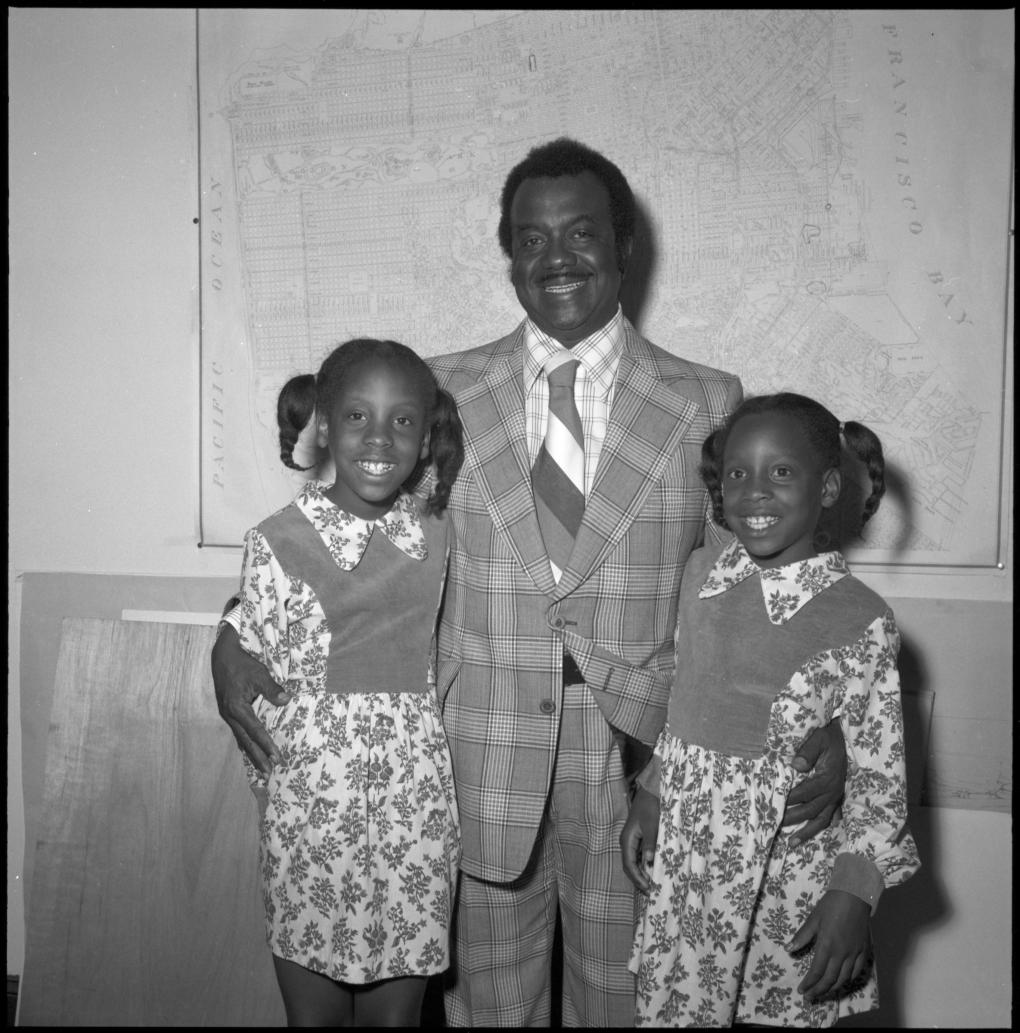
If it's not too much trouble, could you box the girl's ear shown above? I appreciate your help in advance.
[315,411,329,449]
[820,467,842,509]
[419,429,431,461]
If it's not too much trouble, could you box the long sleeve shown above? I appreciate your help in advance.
[827,610,920,907]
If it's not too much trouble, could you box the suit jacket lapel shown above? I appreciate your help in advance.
[558,336,702,593]
[454,331,558,593]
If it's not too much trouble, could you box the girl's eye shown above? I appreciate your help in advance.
[725,469,745,480]
[773,466,793,478]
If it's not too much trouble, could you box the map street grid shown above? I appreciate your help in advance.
[199,8,1013,814]
[199,9,1012,580]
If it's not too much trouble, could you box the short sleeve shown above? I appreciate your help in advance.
[236,526,292,685]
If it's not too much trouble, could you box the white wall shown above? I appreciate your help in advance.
[848,807,1011,1029]
[9,7,238,581]
[8,9,1012,1026]
[8,6,239,980]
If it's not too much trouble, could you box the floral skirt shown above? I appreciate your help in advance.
[245,689,460,984]
[630,729,877,1027]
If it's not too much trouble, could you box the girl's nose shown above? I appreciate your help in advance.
[363,420,391,446]
[746,475,771,498]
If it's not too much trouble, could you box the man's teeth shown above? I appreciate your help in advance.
[544,281,584,294]
[745,515,779,530]
[359,461,394,475]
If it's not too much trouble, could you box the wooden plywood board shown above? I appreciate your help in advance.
[19,618,284,1026]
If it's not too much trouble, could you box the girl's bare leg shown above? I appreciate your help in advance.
[356,975,427,1027]
[272,955,354,1027]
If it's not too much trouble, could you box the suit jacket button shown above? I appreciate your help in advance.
[539,699,556,714]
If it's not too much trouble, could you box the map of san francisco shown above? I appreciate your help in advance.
[200,9,1012,574]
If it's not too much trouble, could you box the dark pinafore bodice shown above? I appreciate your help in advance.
[257,500,449,694]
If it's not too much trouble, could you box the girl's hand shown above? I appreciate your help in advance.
[619,785,659,893]
[787,890,871,1001]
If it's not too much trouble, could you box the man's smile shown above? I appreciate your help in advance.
[543,280,586,294]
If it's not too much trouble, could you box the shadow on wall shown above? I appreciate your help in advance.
[838,632,949,1028]
[619,195,656,334]
[824,452,938,1023]
[817,457,915,559]
[837,804,949,1028]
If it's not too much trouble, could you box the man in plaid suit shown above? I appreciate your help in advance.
[213,138,844,1026]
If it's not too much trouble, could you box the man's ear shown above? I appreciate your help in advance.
[618,236,634,276]
[820,467,842,509]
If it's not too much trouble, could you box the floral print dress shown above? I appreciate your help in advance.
[630,539,919,1027]
[230,482,460,984]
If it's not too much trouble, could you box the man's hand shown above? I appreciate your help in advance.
[211,625,291,775]
[784,722,846,846]
[620,785,660,894]
[788,889,871,1001]
[612,728,654,787]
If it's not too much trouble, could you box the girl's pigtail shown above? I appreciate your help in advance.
[277,373,317,471]
[841,419,886,526]
[698,429,728,529]
[424,388,465,514]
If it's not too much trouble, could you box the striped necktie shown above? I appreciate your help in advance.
[532,357,585,581]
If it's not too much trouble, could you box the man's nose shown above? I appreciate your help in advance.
[544,234,575,267]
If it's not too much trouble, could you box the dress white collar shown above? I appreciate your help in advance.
[699,537,850,625]
[294,480,428,571]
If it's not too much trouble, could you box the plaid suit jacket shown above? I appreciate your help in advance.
[428,319,742,882]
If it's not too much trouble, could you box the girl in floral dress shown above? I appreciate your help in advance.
[621,392,920,1027]
[229,338,463,1026]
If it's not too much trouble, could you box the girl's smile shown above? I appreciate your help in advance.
[357,460,397,476]
[741,514,780,532]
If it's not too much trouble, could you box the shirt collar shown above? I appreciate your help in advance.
[699,537,851,625]
[523,305,624,397]
[294,480,428,571]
